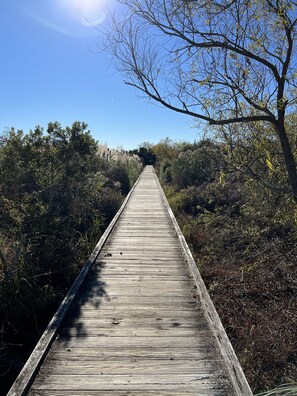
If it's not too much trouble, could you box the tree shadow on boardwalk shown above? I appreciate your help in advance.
[58,259,109,340]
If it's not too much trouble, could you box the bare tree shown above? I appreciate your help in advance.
[106,0,297,201]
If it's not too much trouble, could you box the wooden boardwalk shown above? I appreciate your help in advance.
[8,166,252,396]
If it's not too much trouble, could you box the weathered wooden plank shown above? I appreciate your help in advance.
[81,285,194,295]
[93,267,189,275]
[96,255,184,260]
[112,232,174,236]
[112,226,172,230]
[44,360,218,375]
[98,253,183,259]
[107,243,177,248]
[31,373,230,390]
[95,259,184,265]
[29,390,227,396]
[103,240,180,244]
[55,336,213,348]
[112,234,176,238]
[82,281,194,291]
[59,326,206,337]
[61,320,203,331]
[100,248,181,253]
[63,311,201,321]
[47,346,218,361]
[87,275,193,281]
[69,302,199,312]
[68,301,200,311]
[77,289,195,299]
[109,235,176,239]
[71,296,198,307]
[73,293,195,302]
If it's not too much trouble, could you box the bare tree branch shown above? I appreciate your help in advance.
[105,0,297,200]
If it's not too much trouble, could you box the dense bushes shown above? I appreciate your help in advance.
[170,142,223,188]
[0,122,142,394]
[149,137,297,394]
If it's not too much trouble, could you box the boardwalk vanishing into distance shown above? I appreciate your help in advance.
[8,166,253,396]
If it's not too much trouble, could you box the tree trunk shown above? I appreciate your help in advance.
[276,120,297,203]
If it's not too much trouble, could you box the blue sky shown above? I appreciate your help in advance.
[0,0,202,150]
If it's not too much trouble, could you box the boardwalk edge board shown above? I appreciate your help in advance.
[7,169,144,396]
[153,167,253,396]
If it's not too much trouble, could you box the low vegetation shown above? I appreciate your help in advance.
[0,122,142,395]
[141,136,297,394]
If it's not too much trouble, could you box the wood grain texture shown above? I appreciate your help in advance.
[29,391,227,396]
[10,166,252,395]
[30,371,231,391]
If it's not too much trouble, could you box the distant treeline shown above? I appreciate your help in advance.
[0,121,142,395]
